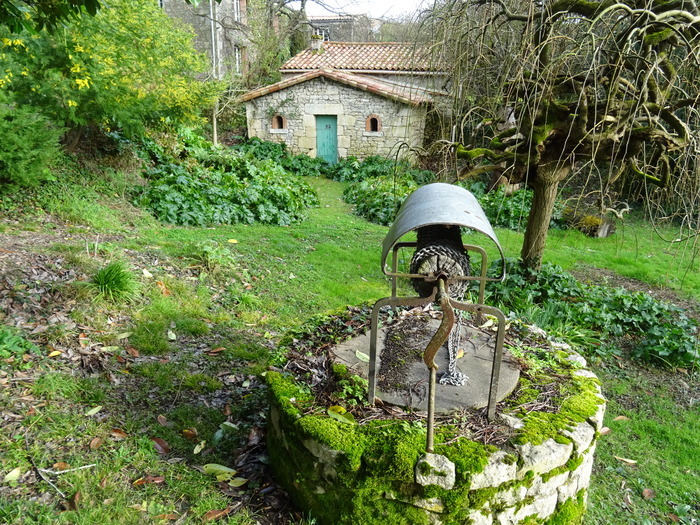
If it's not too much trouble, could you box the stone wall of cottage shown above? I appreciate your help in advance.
[245,77,428,160]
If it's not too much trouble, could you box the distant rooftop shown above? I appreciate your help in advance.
[280,42,443,73]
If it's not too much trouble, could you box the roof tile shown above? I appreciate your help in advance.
[280,42,439,72]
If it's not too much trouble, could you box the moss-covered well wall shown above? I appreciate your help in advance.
[266,317,606,524]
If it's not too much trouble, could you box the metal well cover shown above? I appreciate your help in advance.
[381,183,504,272]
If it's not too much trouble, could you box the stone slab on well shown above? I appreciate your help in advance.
[331,318,520,413]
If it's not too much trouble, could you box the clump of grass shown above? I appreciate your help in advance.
[87,260,138,301]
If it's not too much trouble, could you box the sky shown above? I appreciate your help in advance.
[301,0,430,20]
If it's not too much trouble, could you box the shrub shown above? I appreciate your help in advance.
[0,92,62,191]
[327,155,434,185]
[486,258,699,366]
[133,134,319,227]
[343,176,418,226]
[229,137,329,178]
[0,0,213,138]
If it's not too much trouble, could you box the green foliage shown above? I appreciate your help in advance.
[343,176,418,226]
[0,91,62,190]
[0,326,39,362]
[133,134,319,227]
[328,156,434,225]
[487,258,699,366]
[461,180,567,231]
[0,0,214,137]
[230,137,329,178]
[86,260,138,301]
[328,155,434,185]
[0,0,101,33]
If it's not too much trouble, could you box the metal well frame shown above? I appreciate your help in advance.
[366,183,508,447]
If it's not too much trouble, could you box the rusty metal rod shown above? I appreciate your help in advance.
[423,278,454,453]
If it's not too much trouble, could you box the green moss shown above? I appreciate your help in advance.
[332,363,349,379]
[362,421,426,483]
[513,412,569,445]
[456,145,492,160]
[544,489,586,525]
[266,371,314,420]
[541,453,584,482]
[644,27,674,46]
[434,437,496,486]
[559,376,604,423]
[298,416,367,472]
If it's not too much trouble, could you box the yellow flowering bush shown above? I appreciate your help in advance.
[0,0,219,137]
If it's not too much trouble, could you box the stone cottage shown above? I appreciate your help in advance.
[240,41,448,163]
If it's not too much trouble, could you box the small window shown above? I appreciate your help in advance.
[365,114,381,132]
[271,115,286,130]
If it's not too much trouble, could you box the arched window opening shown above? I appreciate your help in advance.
[271,115,286,130]
[365,114,382,132]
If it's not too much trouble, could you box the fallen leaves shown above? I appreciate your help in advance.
[355,350,370,363]
[151,437,170,455]
[642,488,656,500]
[133,475,165,486]
[110,428,128,439]
[203,507,231,522]
[89,437,103,449]
[327,405,356,425]
[84,405,103,417]
[3,467,21,483]
[201,464,248,487]
[182,427,198,441]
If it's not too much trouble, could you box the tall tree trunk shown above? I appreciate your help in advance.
[520,163,571,271]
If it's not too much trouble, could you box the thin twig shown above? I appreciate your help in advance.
[27,456,65,499]
[38,463,97,476]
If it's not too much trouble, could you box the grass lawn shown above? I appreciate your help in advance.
[0,176,698,524]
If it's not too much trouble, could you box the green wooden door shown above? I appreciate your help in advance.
[316,115,338,164]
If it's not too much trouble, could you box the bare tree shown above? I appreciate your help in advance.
[427,0,700,270]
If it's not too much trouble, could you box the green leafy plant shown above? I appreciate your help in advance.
[133,135,319,227]
[86,260,138,301]
[229,137,329,177]
[0,327,39,363]
[486,258,699,366]
[327,155,434,185]
[343,176,418,226]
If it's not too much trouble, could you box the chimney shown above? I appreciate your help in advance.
[311,35,324,51]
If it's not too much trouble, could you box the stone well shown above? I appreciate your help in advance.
[266,306,606,525]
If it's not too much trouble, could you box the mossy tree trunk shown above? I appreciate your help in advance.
[521,162,571,271]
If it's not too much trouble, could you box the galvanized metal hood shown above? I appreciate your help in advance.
[381,183,505,278]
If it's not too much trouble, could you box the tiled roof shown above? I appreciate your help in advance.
[280,42,440,73]
[239,69,433,106]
